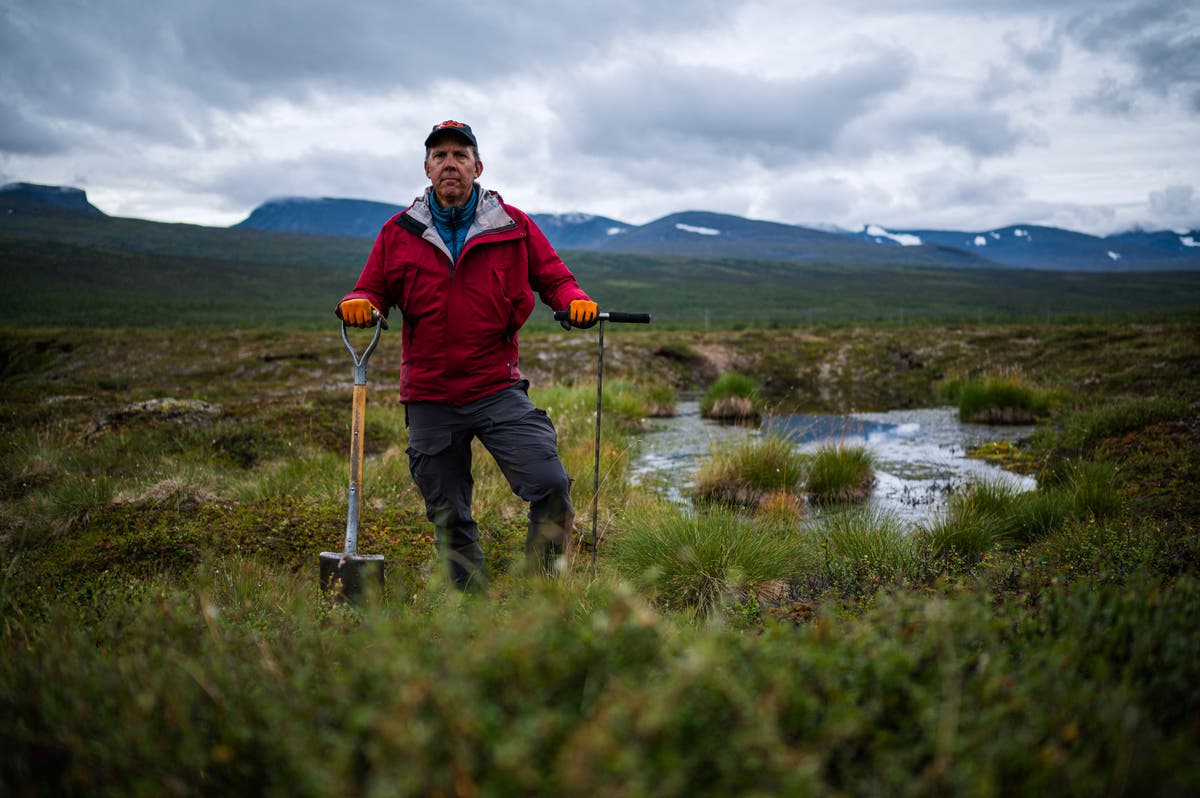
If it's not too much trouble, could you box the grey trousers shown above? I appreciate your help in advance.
[405,381,575,591]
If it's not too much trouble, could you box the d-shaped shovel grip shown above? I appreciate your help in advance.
[341,312,388,385]
[341,312,386,555]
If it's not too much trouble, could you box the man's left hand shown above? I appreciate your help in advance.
[568,299,599,329]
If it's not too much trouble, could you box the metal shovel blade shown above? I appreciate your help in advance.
[320,552,386,604]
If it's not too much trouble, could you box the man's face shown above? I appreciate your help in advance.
[424,136,482,208]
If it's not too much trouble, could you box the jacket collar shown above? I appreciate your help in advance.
[405,185,515,237]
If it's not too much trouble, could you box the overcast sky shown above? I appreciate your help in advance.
[2,0,1198,235]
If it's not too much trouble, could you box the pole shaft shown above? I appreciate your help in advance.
[591,320,605,574]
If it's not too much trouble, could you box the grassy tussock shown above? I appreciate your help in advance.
[812,507,917,592]
[804,443,875,504]
[612,500,815,617]
[691,433,807,509]
[700,371,758,420]
[942,371,1051,424]
[692,436,876,511]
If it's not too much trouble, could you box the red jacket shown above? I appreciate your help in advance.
[339,186,590,406]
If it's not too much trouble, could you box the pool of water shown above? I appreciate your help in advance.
[629,401,1037,527]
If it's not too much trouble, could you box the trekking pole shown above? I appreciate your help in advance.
[554,310,652,572]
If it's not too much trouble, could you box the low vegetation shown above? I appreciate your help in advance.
[2,319,1198,795]
[914,459,1126,568]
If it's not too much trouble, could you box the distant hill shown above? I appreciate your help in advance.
[1,182,105,215]
[848,224,1200,271]
[233,195,1200,272]
[528,212,633,248]
[234,197,407,238]
[575,210,991,269]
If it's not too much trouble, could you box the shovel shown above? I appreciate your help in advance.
[320,313,388,604]
[554,310,652,572]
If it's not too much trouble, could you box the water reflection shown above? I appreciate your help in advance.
[630,401,1037,526]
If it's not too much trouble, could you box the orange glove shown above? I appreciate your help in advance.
[339,298,379,328]
[568,299,599,328]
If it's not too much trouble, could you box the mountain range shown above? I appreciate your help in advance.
[6,181,1200,271]
[234,194,1200,272]
[4,181,1198,329]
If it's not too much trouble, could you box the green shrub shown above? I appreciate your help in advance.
[805,443,875,504]
[1031,519,1171,584]
[3,553,1200,796]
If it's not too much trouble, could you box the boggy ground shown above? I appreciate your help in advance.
[2,320,1199,796]
[1,320,1197,578]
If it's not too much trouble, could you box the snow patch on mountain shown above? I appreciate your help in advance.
[676,223,720,236]
[865,225,922,246]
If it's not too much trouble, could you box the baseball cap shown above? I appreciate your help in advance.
[424,120,478,148]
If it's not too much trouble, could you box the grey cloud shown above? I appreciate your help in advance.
[847,104,1041,159]
[910,170,1027,211]
[0,100,64,154]
[976,31,1063,101]
[1072,76,1140,115]
[1060,0,1200,112]
[559,47,916,164]
[1147,184,1200,230]
[1004,30,1064,75]
[200,148,409,210]
[0,0,732,156]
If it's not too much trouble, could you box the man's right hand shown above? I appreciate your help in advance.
[339,298,379,327]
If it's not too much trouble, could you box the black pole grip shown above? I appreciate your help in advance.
[553,310,652,324]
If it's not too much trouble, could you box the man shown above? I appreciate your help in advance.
[337,120,599,593]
